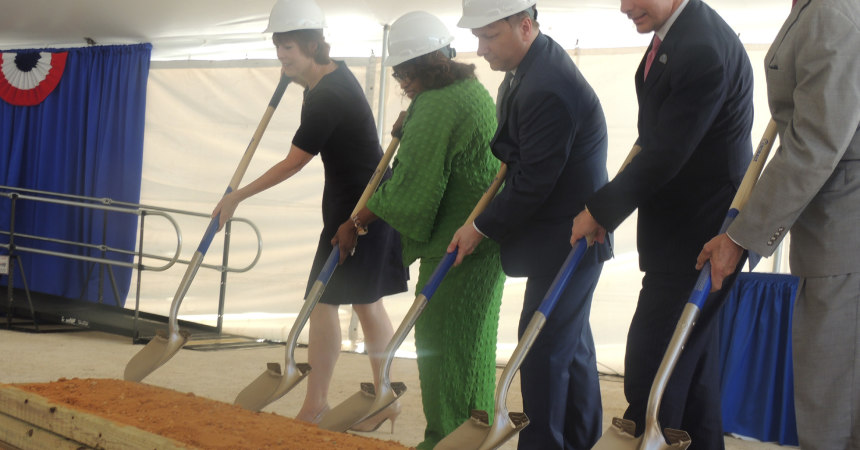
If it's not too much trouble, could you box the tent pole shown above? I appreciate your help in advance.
[375,24,390,142]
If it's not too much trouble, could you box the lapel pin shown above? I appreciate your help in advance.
[659,54,667,64]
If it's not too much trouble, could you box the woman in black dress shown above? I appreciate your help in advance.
[212,0,408,423]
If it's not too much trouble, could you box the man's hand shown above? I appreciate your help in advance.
[447,223,484,266]
[331,220,358,265]
[571,208,606,246]
[696,233,744,292]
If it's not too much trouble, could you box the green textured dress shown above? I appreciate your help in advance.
[367,78,506,449]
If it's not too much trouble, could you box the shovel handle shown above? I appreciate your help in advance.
[199,74,292,255]
[228,74,292,191]
[317,246,340,284]
[466,164,507,224]
[687,119,778,308]
[351,136,401,218]
[419,163,508,300]
[419,250,457,299]
[537,238,589,317]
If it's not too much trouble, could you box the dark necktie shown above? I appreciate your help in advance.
[496,71,514,121]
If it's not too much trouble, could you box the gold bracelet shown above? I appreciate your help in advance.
[351,215,368,236]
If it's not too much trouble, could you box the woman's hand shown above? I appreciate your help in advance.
[211,192,240,231]
[331,220,359,264]
[391,111,407,138]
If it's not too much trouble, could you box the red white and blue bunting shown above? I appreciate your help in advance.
[0,51,68,106]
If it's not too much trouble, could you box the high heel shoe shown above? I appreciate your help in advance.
[349,402,401,433]
[311,405,330,425]
[296,405,330,425]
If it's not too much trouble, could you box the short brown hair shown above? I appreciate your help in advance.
[506,6,539,28]
[272,29,331,65]
[393,49,476,91]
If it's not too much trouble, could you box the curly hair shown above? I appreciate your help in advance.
[272,29,331,65]
[392,49,477,91]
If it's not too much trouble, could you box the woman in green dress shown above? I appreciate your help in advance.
[332,11,506,450]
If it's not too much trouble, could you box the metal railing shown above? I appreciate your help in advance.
[0,185,262,333]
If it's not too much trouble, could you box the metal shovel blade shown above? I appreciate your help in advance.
[592,418,690,450]
[123,328,190,382]
[124,250,206,382]
[233,248,339,411]
[436,408,529,450]
[234,361,311,411]
[320,252,457,432]
[318,381,407,432]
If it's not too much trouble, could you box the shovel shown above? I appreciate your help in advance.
[123,74,291,382]
[437,236,591,450]
[592,119,779,450]
[435,140,674,450]
[319,164,508,432]
[233,134,402,411]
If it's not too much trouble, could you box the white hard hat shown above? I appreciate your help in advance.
[457,0,537,29]
[265,0,326,33]
[386,11,455,67]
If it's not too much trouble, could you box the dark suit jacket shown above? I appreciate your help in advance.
[587,0,754,274]
[475,33,611,277]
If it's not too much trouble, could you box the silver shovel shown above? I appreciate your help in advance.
[319,164,508,432]
[435,237,590,450]
[436,143,645,449]
[233,246,339,410]
[232,134,402,411]
[124,74,291,382]
[592,119,778,450]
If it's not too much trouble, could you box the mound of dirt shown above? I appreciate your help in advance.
[11,378,409,449]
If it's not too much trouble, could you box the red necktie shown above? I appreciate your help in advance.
[644,35,662,80]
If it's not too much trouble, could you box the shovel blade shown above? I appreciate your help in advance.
[234,362,311,411]
[435,409,529,450]
[592,417,691,450]
[123,329,190,382]
[318,381,406,432]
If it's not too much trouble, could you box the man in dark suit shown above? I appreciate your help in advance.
[571,0,754,447]
[450,1,611,448]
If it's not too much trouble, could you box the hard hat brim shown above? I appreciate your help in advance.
[456,16,495,29]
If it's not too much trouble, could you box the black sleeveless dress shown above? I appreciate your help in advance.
[293,61,408,304]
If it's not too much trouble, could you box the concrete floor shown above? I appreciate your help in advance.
[0,328,790,450]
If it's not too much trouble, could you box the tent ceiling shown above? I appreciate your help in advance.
[1,0,790,61]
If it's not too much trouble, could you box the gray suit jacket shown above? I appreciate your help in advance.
[728,0,860,277]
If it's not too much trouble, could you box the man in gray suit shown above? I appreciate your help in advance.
[696,0,860,448]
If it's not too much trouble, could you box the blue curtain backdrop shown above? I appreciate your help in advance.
[0,44,151,306]
[719,272,799,445]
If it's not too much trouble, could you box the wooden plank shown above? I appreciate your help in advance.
[0,411,84,449]
[0,386,188,449]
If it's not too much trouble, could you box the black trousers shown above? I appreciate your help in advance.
[622,270,738,450]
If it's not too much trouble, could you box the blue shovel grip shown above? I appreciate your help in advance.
[317,247,340,284]
[269,74,291,109]
[420,250,458,300]
[687,208,740,309]
[197,186,234,254]
[537,238,588,317]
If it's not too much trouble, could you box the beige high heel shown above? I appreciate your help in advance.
[311,405,330,425]
[349,401,401,433]
[296,405,330,425]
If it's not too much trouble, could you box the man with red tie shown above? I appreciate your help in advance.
[571,0,754,447]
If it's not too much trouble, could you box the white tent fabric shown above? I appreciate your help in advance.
[0,0,793,375]
[0,0,791,61]
[137,47,782,374]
